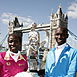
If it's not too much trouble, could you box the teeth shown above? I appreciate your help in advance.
[11,46,16,49]
[58,40,62,42]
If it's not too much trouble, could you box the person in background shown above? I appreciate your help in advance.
[0,33,28,77]
[45,26,77,77]
[27,22,40,57]
[27,22,40,71]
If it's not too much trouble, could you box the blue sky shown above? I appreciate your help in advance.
[0,0,77,47]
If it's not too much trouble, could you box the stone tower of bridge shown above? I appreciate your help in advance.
[50,5,68,48]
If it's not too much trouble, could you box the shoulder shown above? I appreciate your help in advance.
[21,54,27,60]
[47,50,52,55]
[71,47,77,55]
[0,52,6,54]
[0,52,6,59]
[68,45,77,53]
[66,44,77,53]
[47,48,55,57]
[48,47,56,54]
[67,46,77,59]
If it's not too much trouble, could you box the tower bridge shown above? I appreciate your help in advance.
[0,5,77,51]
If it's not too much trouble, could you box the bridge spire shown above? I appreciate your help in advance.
[57,4,62,15]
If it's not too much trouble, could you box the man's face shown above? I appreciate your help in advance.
[55,27,68,45]
[8,35,20,53]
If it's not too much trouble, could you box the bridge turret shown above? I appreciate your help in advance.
[51,9,54,19]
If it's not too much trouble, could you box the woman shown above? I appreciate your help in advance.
[0,33,28,77]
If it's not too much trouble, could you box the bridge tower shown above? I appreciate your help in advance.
[50,5,68,48]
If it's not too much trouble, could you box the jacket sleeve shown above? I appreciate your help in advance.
[64,49,77,77]
[0,52,3,67]
[0,53,4,77]
[45,53,50,77]
[45,56,49,77]
[24,60,28,71]
[24,56,28,71]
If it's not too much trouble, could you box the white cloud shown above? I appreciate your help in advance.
[66,2,77,19]
[1,19,9,24]
[18,16,33,25]
[0,12,33,26]
[27,16,32,18]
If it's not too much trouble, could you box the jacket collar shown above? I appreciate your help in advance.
[52,43,71,55]
[4,50,25,61]
[54,43,70,51]
[59,43,71,56]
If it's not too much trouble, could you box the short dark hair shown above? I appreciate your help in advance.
[56,26,68,34]
[8,33,22,43]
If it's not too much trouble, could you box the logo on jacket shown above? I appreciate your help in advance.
[18,63,24,66]
[6,62,11,66]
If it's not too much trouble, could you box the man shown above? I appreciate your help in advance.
[0,33,28,77]
[45,26,77,77]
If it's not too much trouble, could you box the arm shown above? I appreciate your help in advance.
[64,50,77,77]
[0,53,3,67]
[24,61,28,71]
[45,59,49,77]
[0,53,4,77]
[24,56,28,71]
[45,53,50,77]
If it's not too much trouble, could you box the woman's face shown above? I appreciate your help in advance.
[8,34,20,53]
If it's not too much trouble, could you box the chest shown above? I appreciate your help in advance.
[2,60,26,76]
[48,51,69,74]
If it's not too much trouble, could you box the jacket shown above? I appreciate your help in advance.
[45,44,77,77]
